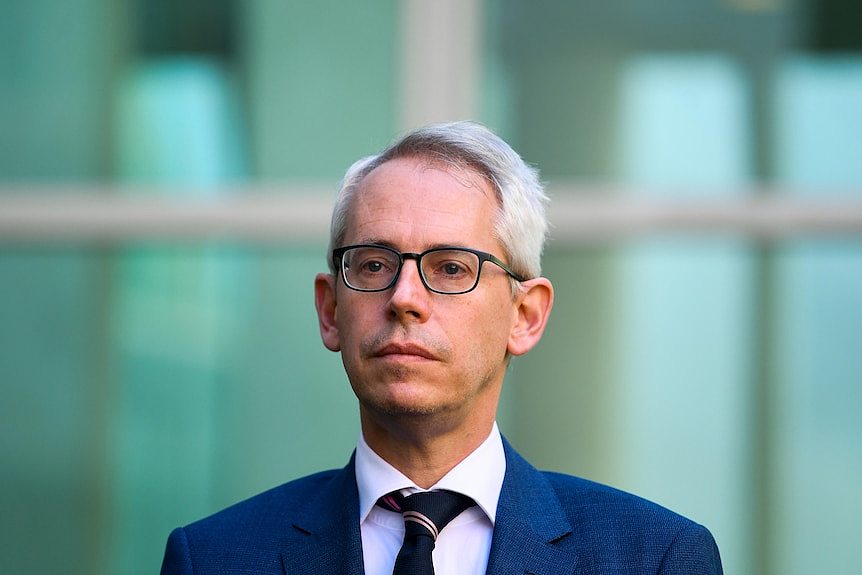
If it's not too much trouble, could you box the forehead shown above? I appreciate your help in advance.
[344,157,500,249]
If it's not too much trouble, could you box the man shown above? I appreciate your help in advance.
[161,122,723,574]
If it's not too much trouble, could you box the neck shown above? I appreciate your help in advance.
[360,410,495,489]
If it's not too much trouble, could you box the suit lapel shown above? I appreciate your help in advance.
[277,441,580,575]
[280,454,364,575]
[486,439,580,575]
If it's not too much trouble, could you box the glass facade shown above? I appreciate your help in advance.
[1,2,860,574]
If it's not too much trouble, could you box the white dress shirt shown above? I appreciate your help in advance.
[355,423,506,575]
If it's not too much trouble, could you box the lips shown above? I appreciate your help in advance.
[373,342,438,360]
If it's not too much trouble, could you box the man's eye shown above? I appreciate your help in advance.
[361,260,387,273]
[432,260,470,277]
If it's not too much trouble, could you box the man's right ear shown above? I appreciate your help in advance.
[314,273,341,352]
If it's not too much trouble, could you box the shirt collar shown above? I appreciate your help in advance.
[355,422,506,525]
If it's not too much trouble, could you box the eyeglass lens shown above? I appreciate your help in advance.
[341,246,481,293]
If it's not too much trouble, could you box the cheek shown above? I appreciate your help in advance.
[335,292,373,333]
[333,306,361,359]
[338,312,364,353]
[455,300,513,359]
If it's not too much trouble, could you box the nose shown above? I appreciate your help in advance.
[387,258,431,321]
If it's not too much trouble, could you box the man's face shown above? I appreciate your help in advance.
[317,156,521,429]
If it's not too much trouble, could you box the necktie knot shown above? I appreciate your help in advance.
[377,489,476,574]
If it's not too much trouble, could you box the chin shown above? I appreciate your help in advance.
[360,386,455,419]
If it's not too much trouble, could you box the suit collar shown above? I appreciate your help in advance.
[485,438,579,574]
[279,453,364,575]
[277,440,579,575]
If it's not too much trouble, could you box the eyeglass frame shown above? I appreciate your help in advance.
[331,244,527,295]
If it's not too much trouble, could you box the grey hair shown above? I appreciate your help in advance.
[327,121,549,283]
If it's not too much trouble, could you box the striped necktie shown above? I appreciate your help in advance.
[377,490,476,575]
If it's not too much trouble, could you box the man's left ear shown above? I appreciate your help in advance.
[507,277,554,356]
[315,272,341,352]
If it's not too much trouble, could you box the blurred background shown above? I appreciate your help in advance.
[1,0,861,573]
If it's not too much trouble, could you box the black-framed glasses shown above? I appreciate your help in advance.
[332,244,526,295]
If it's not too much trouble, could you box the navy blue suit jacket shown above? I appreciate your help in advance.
[161,438,722,574]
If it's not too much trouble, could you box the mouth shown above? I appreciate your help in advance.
[372,342,438,361]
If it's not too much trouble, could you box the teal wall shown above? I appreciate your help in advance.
[2,2,861,575]
[0,250,109,573]
[244,0,397,178]
[768,58,862,574]
[0,0,121,180]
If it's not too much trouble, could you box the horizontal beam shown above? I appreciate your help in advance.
[1,185,861,243]
[0,187,334,243]
[548,194,862,242]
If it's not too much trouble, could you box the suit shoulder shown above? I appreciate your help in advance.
[543,471,716,541]
[541,471,722,572]
[184,468,340,533]
[162,468,358,574]
[162,469,349,574]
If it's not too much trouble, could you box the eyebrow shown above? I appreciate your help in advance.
[357,240,472,252]
[358,238,398,250]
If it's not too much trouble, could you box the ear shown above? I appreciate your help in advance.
[314,273,341,352]
[507,277,554,356]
